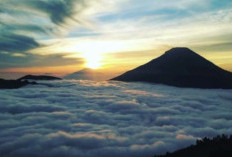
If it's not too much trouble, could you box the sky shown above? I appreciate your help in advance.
[0,0,232,78]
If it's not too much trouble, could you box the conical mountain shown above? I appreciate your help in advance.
[112,47,232,89]
[63,68,105,81]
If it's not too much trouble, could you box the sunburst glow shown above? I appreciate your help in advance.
[86,58,102,69]
[84,52,102,69]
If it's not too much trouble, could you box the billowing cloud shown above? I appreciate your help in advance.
[0,0,95,69]
[0,33,39,54]
[0,0,89,27]
[0,80,232,156]
[23,0,83,25]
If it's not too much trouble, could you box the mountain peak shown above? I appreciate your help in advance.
[164,47,196,56]
[63,68,106,81]
[76,68,94,73]
[167,47,191,51]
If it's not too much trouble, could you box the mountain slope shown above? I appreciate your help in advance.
[63,68,104,81]
[112,47,232,89]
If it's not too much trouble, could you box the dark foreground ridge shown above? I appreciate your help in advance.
[18,75,62,81]
[0,79,36,89]
[154,135,232,157]
[112,47,232,89]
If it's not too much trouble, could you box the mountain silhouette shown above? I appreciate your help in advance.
[112,47,232,89]
[64,68,109,81]
[18,75,61,81]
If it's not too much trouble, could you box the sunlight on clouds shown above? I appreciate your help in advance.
[61,40,129,69]
[11,53,27,57]
[0,64,85,77]
[31,38,151,70]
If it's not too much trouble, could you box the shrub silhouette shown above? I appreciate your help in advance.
[154,134,232,157]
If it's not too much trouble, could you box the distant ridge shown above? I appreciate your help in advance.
[63,68,104,81]
[112,47,232,89]
[18,75,61,81]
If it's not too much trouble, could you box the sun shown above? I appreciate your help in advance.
[84,52,102,69]
[86,59,102,69]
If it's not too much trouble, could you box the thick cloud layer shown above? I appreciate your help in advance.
[0,80,232,157]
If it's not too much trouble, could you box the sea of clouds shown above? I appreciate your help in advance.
[0,80,232,157]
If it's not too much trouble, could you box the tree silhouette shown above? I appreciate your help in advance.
[154,134,232,157]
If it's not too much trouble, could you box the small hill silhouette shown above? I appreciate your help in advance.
[112,47,232,89]
[18,75,61,81]
[154,134,232,157]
